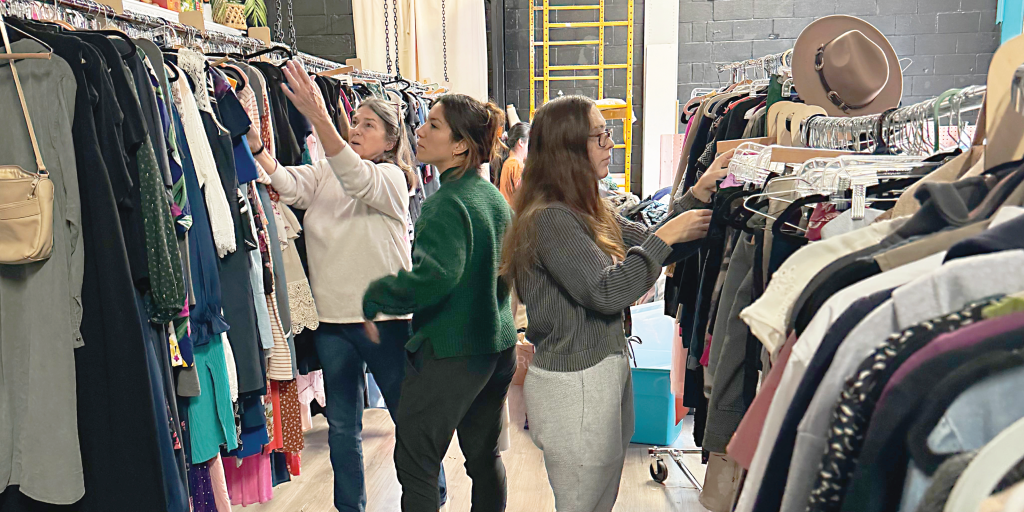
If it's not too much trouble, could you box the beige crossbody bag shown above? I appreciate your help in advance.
[0,16,53,264]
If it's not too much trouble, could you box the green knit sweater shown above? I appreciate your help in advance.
[363,168,517,358]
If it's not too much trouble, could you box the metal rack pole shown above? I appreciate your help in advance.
[803,85,986,153]
[5,0,350,73]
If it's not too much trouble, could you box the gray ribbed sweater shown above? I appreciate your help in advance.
[519,192,707,372]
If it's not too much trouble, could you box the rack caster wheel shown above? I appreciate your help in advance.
[650,458,669,483]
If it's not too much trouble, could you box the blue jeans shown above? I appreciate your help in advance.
[315,321,447,512]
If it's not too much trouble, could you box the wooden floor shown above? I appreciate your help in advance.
[233,384,709,512]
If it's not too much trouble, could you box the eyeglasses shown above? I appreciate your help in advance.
[590,127,614,147]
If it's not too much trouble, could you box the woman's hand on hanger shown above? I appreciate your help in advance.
[281,59,347,157]
[281,59,331,125]
[692,149,736,203]
[655,209,713,245]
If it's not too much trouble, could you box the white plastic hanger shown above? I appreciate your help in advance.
[943,415,1024,512]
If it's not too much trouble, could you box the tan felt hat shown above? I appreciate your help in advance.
[792,15,903,117]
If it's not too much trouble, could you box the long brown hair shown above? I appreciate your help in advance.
[500,96,624,285]
[359,98,417,191]
[435,94,505,179]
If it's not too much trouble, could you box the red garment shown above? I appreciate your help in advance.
[286,452,301,477]
[806,203,839,241]
[266,381,284,451]
[700,334,712,367]
[726,333,796,469]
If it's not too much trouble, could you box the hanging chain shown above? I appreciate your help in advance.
[383,0,392,74]
[441,0,449,82]
[273,0,283,43]
[286,0,296,52]
[392,0,400,75]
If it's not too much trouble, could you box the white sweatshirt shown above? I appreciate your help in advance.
[270,144,412,324]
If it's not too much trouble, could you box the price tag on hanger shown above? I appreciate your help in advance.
[248,27,271,46]
[94,0,123,14]
[179,9,205,32]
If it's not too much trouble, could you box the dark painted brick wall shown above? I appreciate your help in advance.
[677,0,999,105]
[291,0,357,64]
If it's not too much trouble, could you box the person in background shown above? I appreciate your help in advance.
[246,60,446,512]
[492,122,532,332]
[497,122,531,205]
[362,94,516,512]
[500,95,724,512]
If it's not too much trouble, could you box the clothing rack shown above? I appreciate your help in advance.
[801,85,986,155]
[0,0,381,78]
[715,49,793,83]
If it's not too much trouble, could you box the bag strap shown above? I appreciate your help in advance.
[0,17,46,175]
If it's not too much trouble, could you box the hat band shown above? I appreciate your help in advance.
[815,45,873,113]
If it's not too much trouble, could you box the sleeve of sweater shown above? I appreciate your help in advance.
[362,197,469,319]
[269,159,331,211]
[536,206,672,315]
[618,189,709,264]
[325,144,409,222]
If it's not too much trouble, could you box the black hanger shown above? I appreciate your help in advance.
[220,65,247,91]
[208,51,245,60]
[772,193,828,244]
[78,29,137,60]
[244,45,292,59]
[384,74,412,91]
[245,46,293,68]
[26,19,67,33]
[728,196,770,233]
[165,63,179,82]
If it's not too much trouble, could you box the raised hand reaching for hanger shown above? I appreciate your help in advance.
[279,59,347,157]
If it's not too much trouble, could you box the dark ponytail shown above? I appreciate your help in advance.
[492,122,530,185]
[435,94,507,180]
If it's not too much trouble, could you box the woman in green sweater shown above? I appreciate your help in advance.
[362,94,516,512]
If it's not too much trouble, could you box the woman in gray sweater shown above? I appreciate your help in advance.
[500,95,730,512]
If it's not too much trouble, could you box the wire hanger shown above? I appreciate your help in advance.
[244,45,293,67]
[0,15,54,60]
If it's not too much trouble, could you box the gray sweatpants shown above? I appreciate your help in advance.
[523,352,634,512]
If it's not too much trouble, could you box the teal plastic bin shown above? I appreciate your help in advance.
[629,301,683,446]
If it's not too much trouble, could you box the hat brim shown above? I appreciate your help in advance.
[792,15,903,117]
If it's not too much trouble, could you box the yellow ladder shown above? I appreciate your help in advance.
[529,0,635,192]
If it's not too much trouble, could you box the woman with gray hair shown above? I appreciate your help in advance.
[246,60,446,512]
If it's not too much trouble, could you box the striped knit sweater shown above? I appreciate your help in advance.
[518,192,708,372]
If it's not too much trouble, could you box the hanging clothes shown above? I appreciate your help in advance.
[0,9,458,507]
[0,38,85,506]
